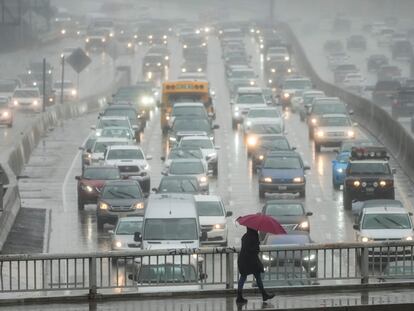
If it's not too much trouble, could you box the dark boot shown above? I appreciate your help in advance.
[236,291,248,304]
[262,291,275,302]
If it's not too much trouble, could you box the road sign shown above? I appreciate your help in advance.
[66,48,91,74]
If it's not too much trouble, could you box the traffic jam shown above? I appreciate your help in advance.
[3,6,414,292]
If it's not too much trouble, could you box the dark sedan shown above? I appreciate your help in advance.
[152,175,202,194]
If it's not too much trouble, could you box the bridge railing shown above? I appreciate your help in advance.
[0,241,413,297]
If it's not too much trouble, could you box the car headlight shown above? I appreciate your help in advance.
[33,82,37,86]
[353,180,361,187]
[260,44,264,49]
[234,112,240,117]
[87,154,92,159]
[379,180,386,187]
[246,120,252,127]
[28,70,32,74]
[271,68,276,73]
[247,136,257,146]
[141,96,154,105]
[209,136,214,141]
[141,164,150,170]
[361,236,370,243]
[316,130,324,138]
[214,224,225,229]
[406,236,413,241]
[183,44,187,49]
[33,100,38,106]
[268,79,273,84]
[303,254,316,261]
[13,100,18,106]
[99,202,108,210]
[293,177,303,183]
[169,136,176,142]
[283,92,290,98]
[336,168,344,173]
[127,42,132,48]
[199,176,208,183]
[311,118,317,125]
[263,177,272,183]
[284,56,290,61]
[347,130,355,138]
[249,80,255,86]
[85,38,90,43]
[287,68,292,73]
[207,153,217,160]
[61,29,66,35]
[71,89,77,96]
[113,240,123,248]
[157,62,161,66]
[266,56,271,61]
[148,35,153,39]
[3,111,9,117]
[166,115,170,120]
[259,155,264,160]
[165,56,169,60]
[181,68,187,72]
[262,253,272,261]
[109,32,114,37]
[134,202,144,210]
[102,38,106,43]
[299,221,309,229]
[202,42,207,47]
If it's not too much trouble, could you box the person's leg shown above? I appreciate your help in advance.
[236,274,248,304]
[253,272,275,301]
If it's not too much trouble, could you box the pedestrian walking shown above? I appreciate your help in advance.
[236,227,275,304]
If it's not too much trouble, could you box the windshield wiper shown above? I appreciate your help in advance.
[373,217,391,229]
[383,216,408,229]
[107,190,124,199]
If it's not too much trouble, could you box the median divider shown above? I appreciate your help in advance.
[281,23,414,181]
[0,68,130,251]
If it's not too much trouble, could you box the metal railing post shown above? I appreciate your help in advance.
[88,257,97,299]
[226,252,234,289]
[360,246,369,284]
[0,182,3,212]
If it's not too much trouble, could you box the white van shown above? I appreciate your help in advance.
[136,193,206,250]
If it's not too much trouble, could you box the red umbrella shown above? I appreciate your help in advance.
[236,213,287,235]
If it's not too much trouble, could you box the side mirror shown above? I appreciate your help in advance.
[134,232,142,242]
[75,176,81,180]
[306,212,313,216]
[226,211,233,217]
[291,146,297,150]
[207,170,213,176]
[152,187,158,193]
[409,212,413,216]
[304,165,311,170]
[353,224,360,230]
[132,125,139,130]
[349,110,354,115]
[160,156,166,161]
[78,146,85,151]
[199,273,208,280]
[161,170,167,176]
[108,230,114,235]
[230,101,234,105]
[146,155,153,160]
[86,148,92,153]
[208,112,214,118]
[90,125,96,130]
[215,146,221,150]
[201,231,208,241]
[213,124,219,130]
[128,274,134,280]
[122,175,129,180]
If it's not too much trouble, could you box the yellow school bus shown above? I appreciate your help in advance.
[161,80,214,133]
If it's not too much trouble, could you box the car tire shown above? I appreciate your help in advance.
[299,189,306,198]
[315,143,321,153]
[259,189,265,199]
[213,165,218,177]
[97,218,104,231]
[343,191,352,210]
[77,196,84,210]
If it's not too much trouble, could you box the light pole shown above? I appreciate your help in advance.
[60,55,65,105]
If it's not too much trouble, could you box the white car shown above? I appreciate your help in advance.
[195,195,232,246]
[177,136,219,176]
[11,87,42,112]
[92,116,134,137]
[161,147,206,171]
[313,114,356,152]
[243,107,283,131]
[53,80,77,101]
[342,72,365,93]
[165,159,210,193]
[231,87,267,128]
[266,46,290,63]
[109,216,143,251]
[89,137,132,165]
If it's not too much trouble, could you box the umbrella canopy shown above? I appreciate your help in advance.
[237,213,287,235]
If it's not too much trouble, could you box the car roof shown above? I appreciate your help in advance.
[320,113,349,118]
[193,194,222,202]
[173,102,205,107]
[237,87,262,93]
[362,206,409,214]
[95,137,130,142]
[100,116,129,120]
[106,144,143,151]
[181,135,210,141]
[267,150,300,157]
[145,194,197,218]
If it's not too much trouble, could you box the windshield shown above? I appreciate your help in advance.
[102,184,142,199]
[169,149,202,159]
[173,106,206,117]
[173,119,211,132]
[250,124,282,134]
[101,128,133,139]
[180,139,213,149]
[169,161,204,174]
[312,103,347,114]
[100,119,130,128]
[83,168,120,179]
[258,138,290,150]
[103,108,136,119]
[93,141,126,153]
[232,70,255,79]
[266,203,304,216]
[264,156,302,169]
[283,80,312,89]
[144,218,198,240]
[14,90,38,97]
[248,109,280,118]
[116,219,143,235]
[237,94,265,104]
[362,213,411,229]
[137,264,197,283]
[349,162,390,175]
[319,117,351,127]
[106,149,144,160]
[196,201,224,216]
[159,178,199,193]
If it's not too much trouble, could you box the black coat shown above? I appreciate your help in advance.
[237,228,264,276]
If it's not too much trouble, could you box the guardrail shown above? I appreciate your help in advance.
[0,241,413,298]
[280,23,414,181]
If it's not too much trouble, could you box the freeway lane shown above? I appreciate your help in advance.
[14,27,414,259]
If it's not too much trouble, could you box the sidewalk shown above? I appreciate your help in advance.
[1,287,414,311]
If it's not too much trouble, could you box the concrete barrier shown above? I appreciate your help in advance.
[281,23,414,180]
[0,68,129,251]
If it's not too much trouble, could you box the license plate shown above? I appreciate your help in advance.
[366,187,374,192]
[278,186,287,190]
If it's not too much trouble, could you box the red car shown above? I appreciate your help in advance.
[76,166,122,210]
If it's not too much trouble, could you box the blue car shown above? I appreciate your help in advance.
[258,151,310,198]
[331,151,350,189]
